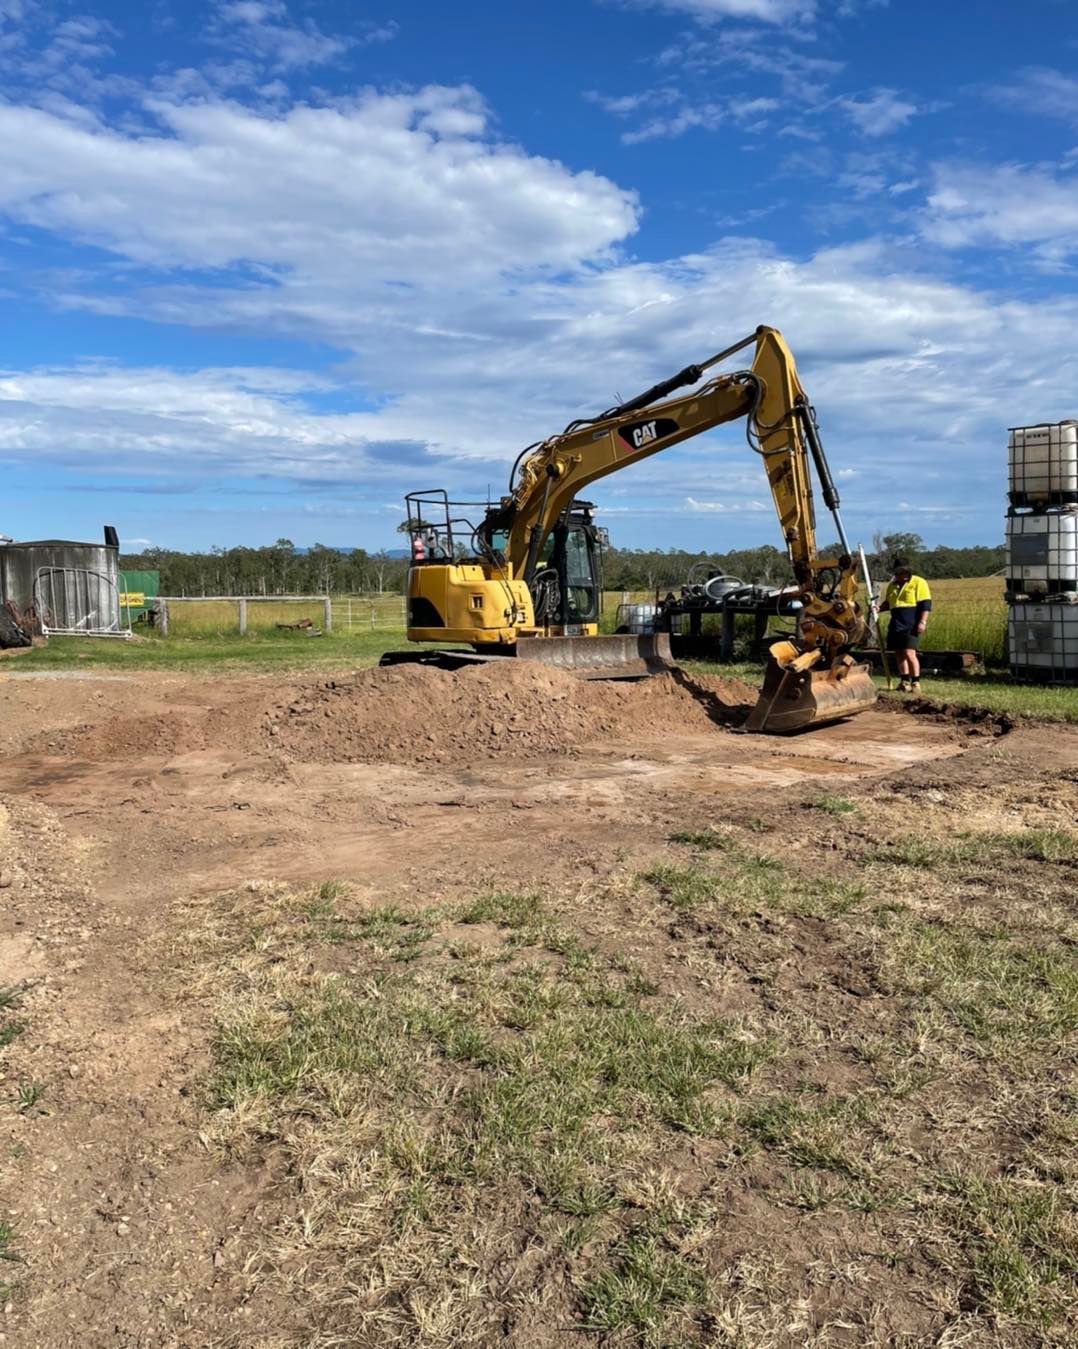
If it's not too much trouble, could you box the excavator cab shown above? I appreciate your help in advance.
[531,501,603,636]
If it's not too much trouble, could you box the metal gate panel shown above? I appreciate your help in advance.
[34,567,132,638]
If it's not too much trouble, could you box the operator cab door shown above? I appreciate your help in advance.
[534,506,602,635]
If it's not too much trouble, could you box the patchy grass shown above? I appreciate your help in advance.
[807,794,857,816]
[868,827,1078,872]
[936,1171,1078,1327]
[668,827,734,850]
[580,1228,709,1343]
[882,676,1078,723]
[0,1219,21,1304]
[14,1082,45,1115]
[0,987,24,1053]
[872,911,1078,1057]
[642,841,863,921]
[187,792,1078,1345]
[198,887,779,1344]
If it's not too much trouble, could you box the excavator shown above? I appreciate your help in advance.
[387,325,876,733]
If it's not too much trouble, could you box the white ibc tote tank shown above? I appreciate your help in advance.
[1008,422,1078,506]
[1008,602,1078,684]
[1006,509,1078,597]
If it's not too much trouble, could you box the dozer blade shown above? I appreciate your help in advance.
[514,633,676,680]
[744,640,877,734]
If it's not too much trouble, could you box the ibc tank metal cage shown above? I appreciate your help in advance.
[1008,422,1078,507]
[1005,507,1078,598]
[1008,603,1078,686]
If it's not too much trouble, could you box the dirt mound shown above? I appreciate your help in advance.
[263,661,757,765]
[51,708,211,761]
[46,661,757,767]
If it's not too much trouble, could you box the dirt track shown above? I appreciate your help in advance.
[0,664,1073,1347]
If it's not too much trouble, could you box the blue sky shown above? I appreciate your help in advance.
[2,0,1077,554]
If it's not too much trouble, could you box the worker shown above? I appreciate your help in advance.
[879,557,932,693]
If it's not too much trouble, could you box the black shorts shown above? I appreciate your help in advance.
[886,629,920,652]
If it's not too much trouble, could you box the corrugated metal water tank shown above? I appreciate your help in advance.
[1008,422,1078,506]
[0,531,122,634]
[1008,602,1078,684]
[1005,509,1078,597]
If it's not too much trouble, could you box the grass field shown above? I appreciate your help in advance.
[163,598,327,636]
[5,629,399,672]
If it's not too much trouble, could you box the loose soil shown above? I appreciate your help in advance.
[0,662,1074,1347]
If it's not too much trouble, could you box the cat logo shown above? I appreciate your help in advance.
[617,416,679,453]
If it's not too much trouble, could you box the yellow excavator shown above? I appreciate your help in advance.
[386,325,876,733]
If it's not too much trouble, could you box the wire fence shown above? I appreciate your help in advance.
[331,595,408,632]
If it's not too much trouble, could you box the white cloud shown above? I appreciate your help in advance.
[839,88,918,137]
[685,496,768,511]
[634,0,817,23]
[2,79,1076,542]
[584,88,679,117]
[0,89,638,281]
[923,161,1078,262]
[211,0,381,72]
[622,100,724,142]
[729,96,780,121]
[656,27,843,105]
[6,233,1078,527]
[586,88,777,142]
[991,66,1078,126]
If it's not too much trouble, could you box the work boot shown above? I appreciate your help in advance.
[910,680,921,695]
[897,678,910,693]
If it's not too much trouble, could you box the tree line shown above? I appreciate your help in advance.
[121,532,1004,598]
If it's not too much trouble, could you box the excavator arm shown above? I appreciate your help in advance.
[490,326,866,662]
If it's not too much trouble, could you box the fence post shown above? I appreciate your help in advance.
[238,598,247,636]
[347,598,352,632]
[323,596,332,632]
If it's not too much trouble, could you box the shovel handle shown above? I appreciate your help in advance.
[857,544,892,689]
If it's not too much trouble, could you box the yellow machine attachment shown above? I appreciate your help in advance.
[394,326,878,731]
[746,643,875,734]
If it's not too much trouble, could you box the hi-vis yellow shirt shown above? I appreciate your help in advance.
[882,575,932,611]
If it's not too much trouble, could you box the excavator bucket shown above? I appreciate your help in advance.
[514,632,676,680]
[744,640,877,734]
